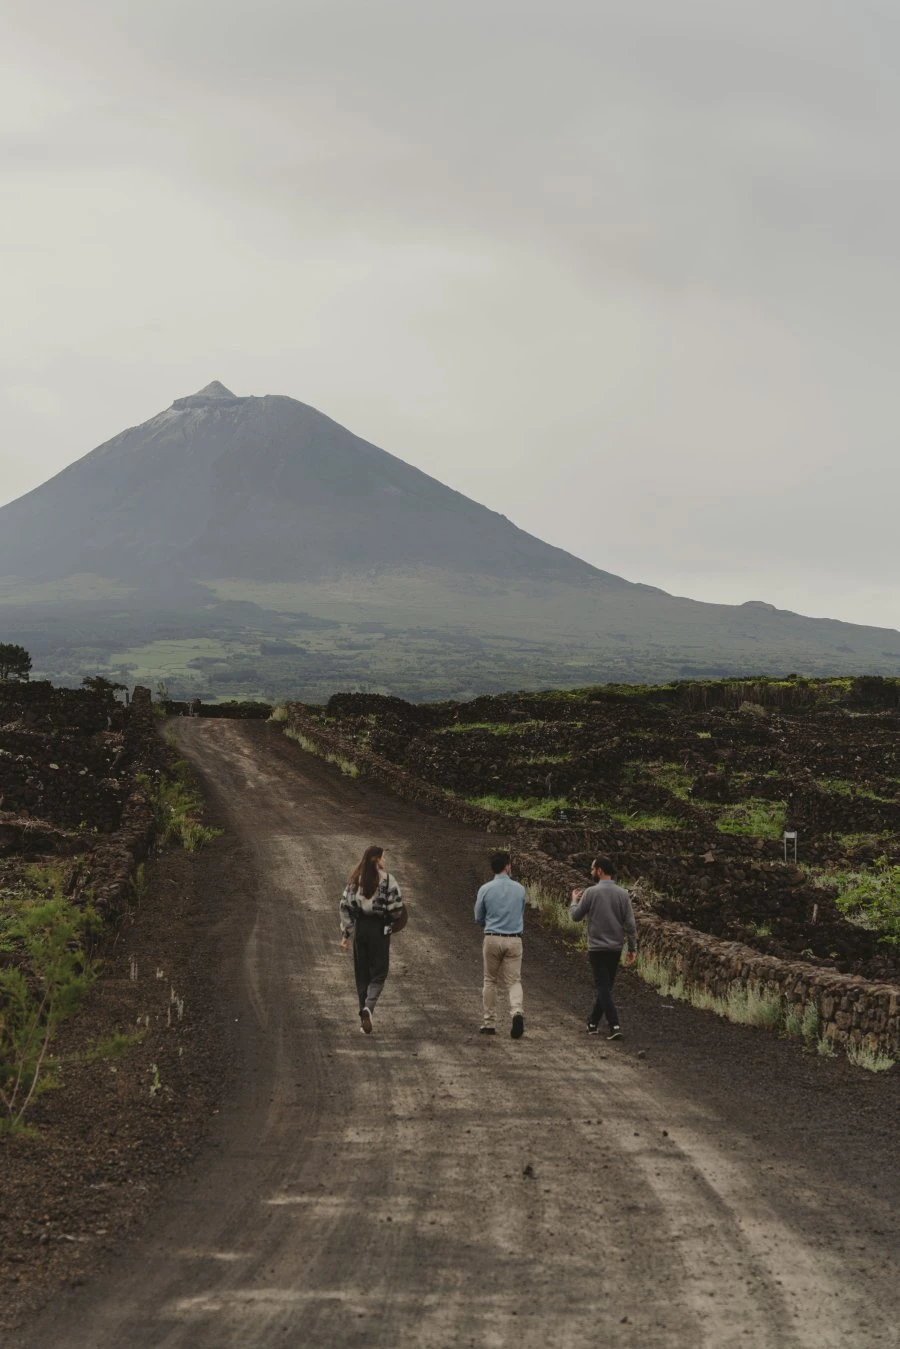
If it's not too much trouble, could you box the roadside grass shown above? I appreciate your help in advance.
[138,761,223,851]
[715,799,785,838]
[845,1043,896,1073]
[284,727,360,777]
[268,704,289,723]
[634,954,854,1062]
[526,884,587,949]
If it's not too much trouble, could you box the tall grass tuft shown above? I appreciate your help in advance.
[845,1043,895,1073]
[526,885,587,949]
[725,985,783,1029]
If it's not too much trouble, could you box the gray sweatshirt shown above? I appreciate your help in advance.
[569,880,637,952]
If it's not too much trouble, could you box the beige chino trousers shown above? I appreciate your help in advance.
[482,934,524,1026]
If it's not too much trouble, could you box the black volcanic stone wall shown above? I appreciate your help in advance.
[284,702,900,1052]
[0,684,160,922]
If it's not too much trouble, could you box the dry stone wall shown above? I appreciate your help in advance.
[285,705,900,1058]
[0,683,159,923]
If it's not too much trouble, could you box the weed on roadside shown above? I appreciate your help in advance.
[0,892,99,1133]
[526,884,587,949]
[284,728,360,777]
[845,1043,895,1073]
[138,763,222,852]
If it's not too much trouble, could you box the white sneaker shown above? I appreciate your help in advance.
[360,1007,374,1034]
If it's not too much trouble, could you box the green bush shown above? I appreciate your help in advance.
[0,894,98,1133]
[138,764,222,851]
[834,857,900,945]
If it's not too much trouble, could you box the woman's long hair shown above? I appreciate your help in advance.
[348,845,384,899]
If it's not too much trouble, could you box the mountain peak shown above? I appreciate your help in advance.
[194,380,235,399]
[171,380,243,412]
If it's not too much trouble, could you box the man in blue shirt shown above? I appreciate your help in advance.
[474,850,527,1038]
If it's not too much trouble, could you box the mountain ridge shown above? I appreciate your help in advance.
[1,383,899,698]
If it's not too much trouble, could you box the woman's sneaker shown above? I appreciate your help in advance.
[587,1023,600,1035]
[360,1008,374,1034]
[607,1026,622,1040]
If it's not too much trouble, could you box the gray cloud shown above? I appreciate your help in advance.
[2,0,898,626]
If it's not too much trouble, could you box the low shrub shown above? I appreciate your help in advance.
[0,891,99,1133]
[139,763,222,851]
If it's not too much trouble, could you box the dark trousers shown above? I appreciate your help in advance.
[588,949,622,1028]
[353,916,391,1014]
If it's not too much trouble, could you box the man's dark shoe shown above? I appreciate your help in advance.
[587,1023,599,1035]
[479,1025,497,1035]
[607,1026,622,1040]
[511,1012,525,1040]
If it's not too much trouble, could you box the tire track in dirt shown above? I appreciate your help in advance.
[22,720,900,1349]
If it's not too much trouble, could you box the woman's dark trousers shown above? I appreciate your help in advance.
[588,949,622,1028]
[353,916,391,1015]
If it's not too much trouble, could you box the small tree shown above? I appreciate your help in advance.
[0,644,31,681]
[0,895,97,1132]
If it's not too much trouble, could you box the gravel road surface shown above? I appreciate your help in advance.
[23,720,900,1348]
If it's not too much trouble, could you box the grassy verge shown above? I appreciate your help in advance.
[526,883,587,949]
[283,727,360,777]
[635,952,893,1071]
[139,761,222,851]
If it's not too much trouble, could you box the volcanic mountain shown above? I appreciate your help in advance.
[1,382,899,698]
[0,382,609,587]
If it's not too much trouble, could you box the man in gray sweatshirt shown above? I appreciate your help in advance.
[569,857,637,1040]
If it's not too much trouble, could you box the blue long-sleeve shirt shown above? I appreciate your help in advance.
[474,873,527,935]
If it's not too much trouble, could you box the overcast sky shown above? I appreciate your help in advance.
[2,0,899,628]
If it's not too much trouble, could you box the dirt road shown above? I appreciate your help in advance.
[24,721,900,1348]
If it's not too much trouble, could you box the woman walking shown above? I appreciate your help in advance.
[340,845,404,1033]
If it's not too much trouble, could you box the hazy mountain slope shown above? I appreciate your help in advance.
[1,382,899,695]
[0,383,618,587]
